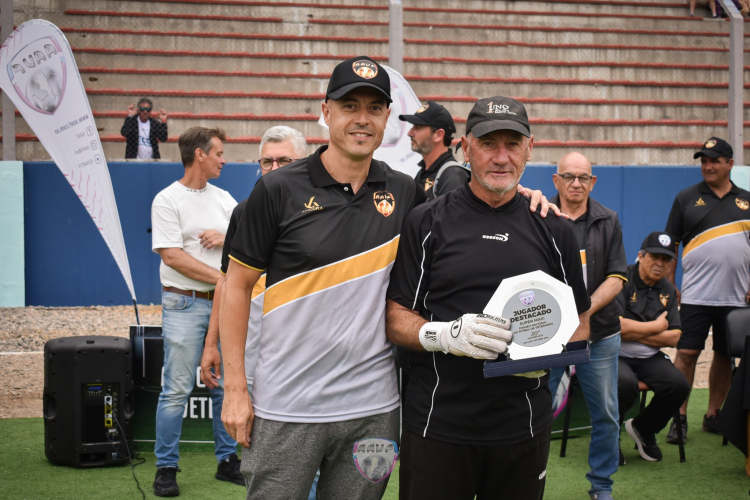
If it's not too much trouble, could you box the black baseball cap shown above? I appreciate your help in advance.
[325,56,392,104]
[693,137,733,159]
[398,101,456,135]
[465,96,530,138]
[640,232,676,260]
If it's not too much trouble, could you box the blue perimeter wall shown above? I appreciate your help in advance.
[23,162,700,307]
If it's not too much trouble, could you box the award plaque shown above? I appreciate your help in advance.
[483,270,579,361]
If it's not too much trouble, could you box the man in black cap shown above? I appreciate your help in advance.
[219,55,417,499]
[617,232,689,464]
[399,101,469,200]
[664,136,750,445]
[386,95,590,500]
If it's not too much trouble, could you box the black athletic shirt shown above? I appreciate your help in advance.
[221,198,247,274]
[228,145,426,422]
[387,184,590,446]
[414,150,469,201]
[616,263,680,358]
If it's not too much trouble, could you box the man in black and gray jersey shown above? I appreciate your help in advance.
[386,96,591,500]
[664,137,750,444]
[399,101,469,200]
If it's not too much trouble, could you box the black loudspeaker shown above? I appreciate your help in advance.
[43,336,134,467]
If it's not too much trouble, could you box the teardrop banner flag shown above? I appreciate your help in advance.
[0,19,136,301]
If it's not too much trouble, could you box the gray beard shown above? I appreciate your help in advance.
[472,168,523,197]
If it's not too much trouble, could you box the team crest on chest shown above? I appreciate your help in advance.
[424,178,434,192]
[660,294,669,307]
[695,198,706,207]
[736,198,749,210]
[630,293,637,303]
[373,191,395,217]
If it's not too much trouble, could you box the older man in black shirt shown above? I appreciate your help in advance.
[617,232,689,463]
[386,96,590,500]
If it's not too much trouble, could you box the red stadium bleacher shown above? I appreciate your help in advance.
[8,0,748,164]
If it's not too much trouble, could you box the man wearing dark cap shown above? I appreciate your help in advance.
[218,55,416,499]
[616,232,689,464]
[664,137,750,445]
[399,101,469,200]
[386,95,590,500]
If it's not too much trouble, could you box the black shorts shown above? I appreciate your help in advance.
[677,304,743,354]
[398,427,550,500]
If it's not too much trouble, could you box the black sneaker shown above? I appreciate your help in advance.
[666,415,687,445]
[702,411,722,435]
[154,467,180,497]
[625,419,662,462]
[216,453,245,486]
[618,445,626,466]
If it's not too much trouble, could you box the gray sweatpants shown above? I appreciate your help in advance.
[241,409,400,500]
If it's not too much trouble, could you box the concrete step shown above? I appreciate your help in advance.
[27,0,699,18]
[11,112,746,147]
[81,90,750,122]
[58,10,744,49]
[71,49,738,84]
[79,69,750,102]
[29,0,740,32]
[61,28,748,66]
[9,135,750,166]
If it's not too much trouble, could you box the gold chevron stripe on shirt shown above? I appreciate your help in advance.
[252,275,267,300]
[683,220,750,258]
[263,236,400,315]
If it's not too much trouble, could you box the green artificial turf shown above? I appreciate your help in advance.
[1,389,748,499]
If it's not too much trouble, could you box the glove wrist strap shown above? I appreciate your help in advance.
[419,322,448,353]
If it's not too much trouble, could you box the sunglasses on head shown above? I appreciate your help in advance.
[139,107,152,112]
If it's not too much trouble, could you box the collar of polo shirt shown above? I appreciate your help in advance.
[307,145,387,187]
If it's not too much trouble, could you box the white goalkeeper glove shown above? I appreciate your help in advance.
[418,313,512,360]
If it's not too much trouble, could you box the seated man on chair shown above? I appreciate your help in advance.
[617,232,690,463]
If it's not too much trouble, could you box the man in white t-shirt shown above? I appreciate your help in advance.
[151,126,241,497]
[121,97,168,159]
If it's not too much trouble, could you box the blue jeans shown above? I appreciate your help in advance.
[155,290,237,468]
[550,334,620,495]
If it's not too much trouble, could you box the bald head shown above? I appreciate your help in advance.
[557,151,592,175]
[553,151,596,207]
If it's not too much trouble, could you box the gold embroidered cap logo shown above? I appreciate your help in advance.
[417,103,429,114]
[660,294,669,308]
[424,178,434,192]
[737,198,749,210]
[373,191,395,217]
[695,197,706,207]
[302,196,323,213]
[705,139,717,148]
[353,60,378,79]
